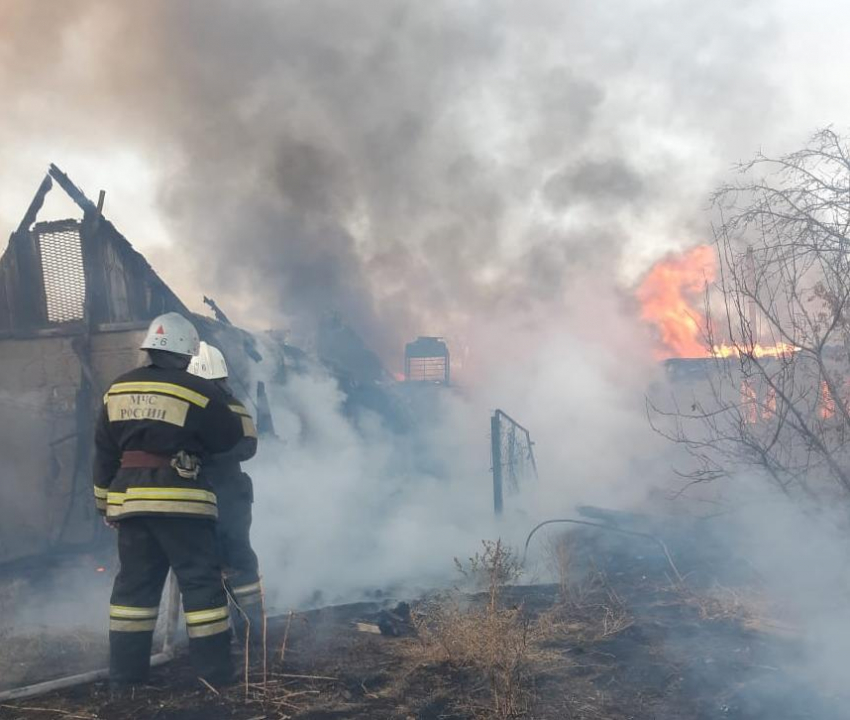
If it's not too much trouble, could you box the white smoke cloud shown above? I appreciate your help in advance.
[248,278,668,608]
[725,480,850,695]
[250,365,494,608]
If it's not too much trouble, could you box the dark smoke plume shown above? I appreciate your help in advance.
[0,0,806,366]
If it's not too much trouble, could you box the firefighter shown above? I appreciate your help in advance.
[93,312,243,690]
[188,342,264,647]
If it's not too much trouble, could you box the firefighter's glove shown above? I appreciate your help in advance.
[171,451,202,480]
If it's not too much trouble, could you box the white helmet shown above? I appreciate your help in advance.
[140,312,201,357]
[188,341,229,380]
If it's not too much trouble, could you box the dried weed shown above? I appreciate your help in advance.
[413,540,538,718]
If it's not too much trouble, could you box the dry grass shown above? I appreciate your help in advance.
[198,608,336,720]
[219,669,334,719]
[411,537,640,718]
[413,540,540,718]
[543,529,789,645]
[414,596,537,718]
[676,583,759,622]
[670,581,801,640]
[4,529,806,720]
[543,529,778,636]
[543,531,596,607]
[454,539,524,599]
[538,531,634,644]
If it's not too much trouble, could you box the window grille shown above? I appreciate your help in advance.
[34,220,86,323]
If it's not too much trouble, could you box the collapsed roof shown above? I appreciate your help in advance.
[0,164,188,336]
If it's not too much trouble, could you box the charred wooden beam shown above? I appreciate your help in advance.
[204,295,232,325]
[48,163,97,214]
[15,174,53,234]
[256,380,277,437]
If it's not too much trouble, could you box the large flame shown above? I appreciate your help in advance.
[636,245,716,359]
[637,246,842,424]
[638,245,798,361]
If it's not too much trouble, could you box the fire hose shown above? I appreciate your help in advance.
[522,518,684,585]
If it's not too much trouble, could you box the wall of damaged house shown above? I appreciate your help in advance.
[0,330,152,565]
[0,336,82,562]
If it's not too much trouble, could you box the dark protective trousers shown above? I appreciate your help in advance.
[214,473,264,643]
[109,516,232,683]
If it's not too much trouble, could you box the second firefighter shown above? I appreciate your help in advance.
[189,341,265,644]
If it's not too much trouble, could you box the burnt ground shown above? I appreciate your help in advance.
[0,551,114,693]
[1,526,847,720]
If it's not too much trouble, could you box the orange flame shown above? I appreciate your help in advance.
[712,342,798,359]
[741,379,759,424]
[762,387,776,420]
[638,246,799,361]
[819,381,836,419]
[636,246,716,359]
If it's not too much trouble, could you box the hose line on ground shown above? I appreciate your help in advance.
[522,518,684,584]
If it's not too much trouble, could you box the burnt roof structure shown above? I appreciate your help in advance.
[0,164,188,337]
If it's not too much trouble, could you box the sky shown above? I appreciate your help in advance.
[1,0,849,366]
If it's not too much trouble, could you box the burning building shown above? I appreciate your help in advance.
[641,244,850,502]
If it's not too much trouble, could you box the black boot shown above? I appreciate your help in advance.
[191,631,235,687]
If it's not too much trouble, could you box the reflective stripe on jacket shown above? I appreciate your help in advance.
[93,365,242,520]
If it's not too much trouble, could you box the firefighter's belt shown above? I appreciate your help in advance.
[120,451,172,469]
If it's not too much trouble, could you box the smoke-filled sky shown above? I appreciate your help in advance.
[1,0,849,365]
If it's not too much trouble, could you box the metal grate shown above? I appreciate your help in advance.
[405,337,450,384]
[490,409,538,514]
[34,220,86,323]
[406,356,448,383]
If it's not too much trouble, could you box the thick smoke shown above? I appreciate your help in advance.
[693,479,850,700]
[1,0,836,362]
[250,285,665,609]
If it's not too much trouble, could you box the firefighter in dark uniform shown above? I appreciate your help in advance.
[93,313,243,689]
[188,342,264,646]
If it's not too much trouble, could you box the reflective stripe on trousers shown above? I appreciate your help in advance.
[185,605,231,638]
[109,604,159,632]
[232,580,263,607]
